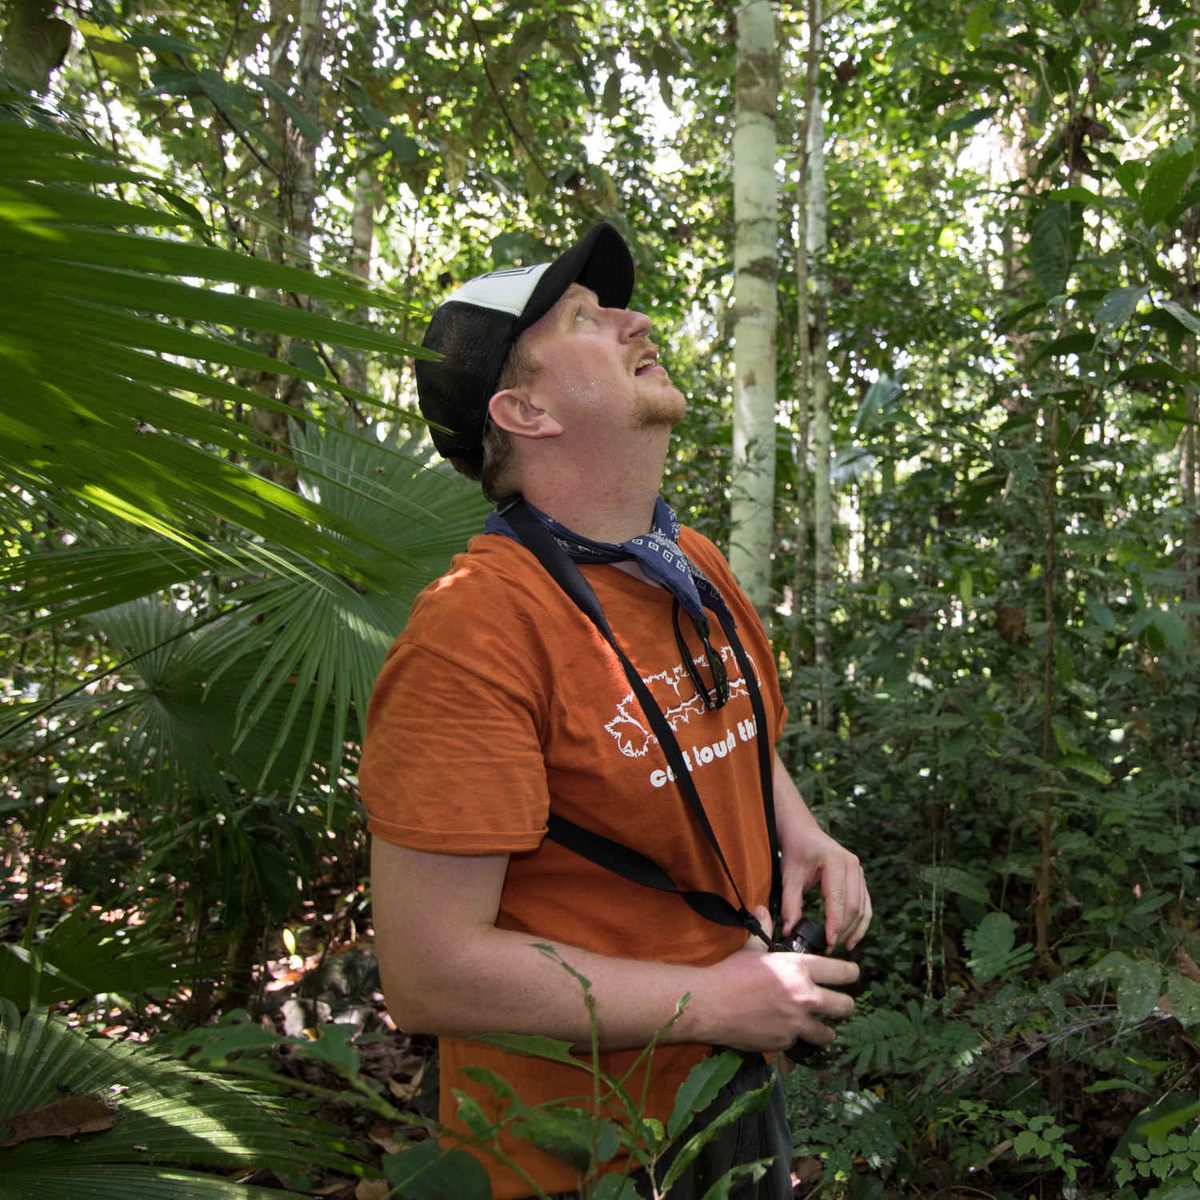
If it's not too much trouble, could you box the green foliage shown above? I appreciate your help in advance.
[0,1001,364,1199]
[3,0,1200,1197]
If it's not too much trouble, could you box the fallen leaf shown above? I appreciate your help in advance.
[986,1137,1014,1164]
[0,1097,116,1147]
[368,1122,404,1154]
[354,1180,391,1200]
[792,1156,822,1184]
[1177,947,1200,984]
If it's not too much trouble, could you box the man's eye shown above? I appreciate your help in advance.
[574,308,591,322]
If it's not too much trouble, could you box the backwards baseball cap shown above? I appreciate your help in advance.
[415,222,635,471]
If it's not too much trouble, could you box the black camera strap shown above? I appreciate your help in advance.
[501,498,782,949]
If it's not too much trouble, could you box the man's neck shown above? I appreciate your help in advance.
[516,430,671,543]
[521,480,660,543]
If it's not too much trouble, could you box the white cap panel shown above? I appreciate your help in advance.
[446,262,551,317]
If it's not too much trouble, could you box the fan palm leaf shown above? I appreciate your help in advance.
[0,1001,368,1199]
[0,116,435,586]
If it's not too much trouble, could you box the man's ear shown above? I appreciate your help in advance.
[488,389,563,440]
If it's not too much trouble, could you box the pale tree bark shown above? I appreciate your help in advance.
[804,0,833,731]
[787,6,819,690]
[345,168,378,395]
[250,0,324,489]
[728,0,779,619]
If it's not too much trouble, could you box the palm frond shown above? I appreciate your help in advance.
[0,1001,367,1198]
[0,115,433,586]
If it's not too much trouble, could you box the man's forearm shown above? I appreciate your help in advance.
[371,838,860,1054]
[382,924,712,1051]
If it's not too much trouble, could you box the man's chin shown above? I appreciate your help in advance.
[634,390,687,430]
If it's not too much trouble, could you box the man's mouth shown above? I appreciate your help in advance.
[634,354,661,376]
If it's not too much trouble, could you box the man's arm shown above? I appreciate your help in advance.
[772,751,872,950]
[371,836,859,1053]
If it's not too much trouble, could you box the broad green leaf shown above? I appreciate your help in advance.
[459,1066,521,1106]
[1095,286,1148,334]
[958,568,973,609]
[1166,972,1200,1028]
[478,1034,592,1072]
[660,1081,774,1191]
[1029,203,1071,298]
[509,1107,597,1171]
[127,31,203,56]
[1134,1097,1200,1142]
[1116,960,1163,1023]
[939,105,998,135]
[1082,1078,1149,1094]
[1032,331,1093,363]
[667,1051,742,1139]
[1058,754,1113,785]
[594,1173,640,1200]
[382,1139,491,1200]
[291,1024,360,1080]
[698,1161,771,1200]
[1152,300,1200,338]
[920,865,990,904]
[964,3,994,46]
[1140,142,1196,226]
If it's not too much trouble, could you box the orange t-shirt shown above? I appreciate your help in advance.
[359,528,785,1198]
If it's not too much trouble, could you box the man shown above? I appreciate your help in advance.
[359,223,871,1199]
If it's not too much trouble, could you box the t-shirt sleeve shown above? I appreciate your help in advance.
[359,631,551,855]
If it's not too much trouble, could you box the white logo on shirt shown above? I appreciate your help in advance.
[603,643,752,762]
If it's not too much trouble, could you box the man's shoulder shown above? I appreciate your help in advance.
[409,533,539,613]
[400,533,564,653]
[678,525,732,577]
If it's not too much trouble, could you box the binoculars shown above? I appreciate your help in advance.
[771,917,828,1064]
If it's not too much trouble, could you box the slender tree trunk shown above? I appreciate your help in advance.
[250,0,324,489]
[805,0,833,730]
[1034,401,1059,962]
[1184,21,1200,619]
[728,0,779,619]
[788,8,819,691]
[345,168,378,394]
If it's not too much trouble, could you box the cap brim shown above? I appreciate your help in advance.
[514,223,634,335]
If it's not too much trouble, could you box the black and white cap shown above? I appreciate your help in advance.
[415,222,634,471]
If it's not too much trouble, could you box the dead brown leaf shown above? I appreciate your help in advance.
[368,1122,405,1155]
[354,1180,391,1200]
[1177,947,1200,984]
[0,1096,117,1147]
[791,1156,822,1184]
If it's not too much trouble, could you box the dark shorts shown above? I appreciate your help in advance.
[555,1052,793,1200]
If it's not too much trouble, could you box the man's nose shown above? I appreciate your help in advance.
[617,307,652,340]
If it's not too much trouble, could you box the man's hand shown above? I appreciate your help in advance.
[693,907,858,1052]
[773,754,872,950]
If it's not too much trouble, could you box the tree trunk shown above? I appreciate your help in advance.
[0,0,71,94]
[787,2,820,698]
[249,0,324,489]
[345,167,378,394]
[728,0,779,619]
[805,0,833,731]
[1184,21,1200,619]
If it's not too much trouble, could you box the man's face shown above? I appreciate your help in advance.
[512,283,686,435]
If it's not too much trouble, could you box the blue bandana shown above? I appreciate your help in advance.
[485,496,732,632]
